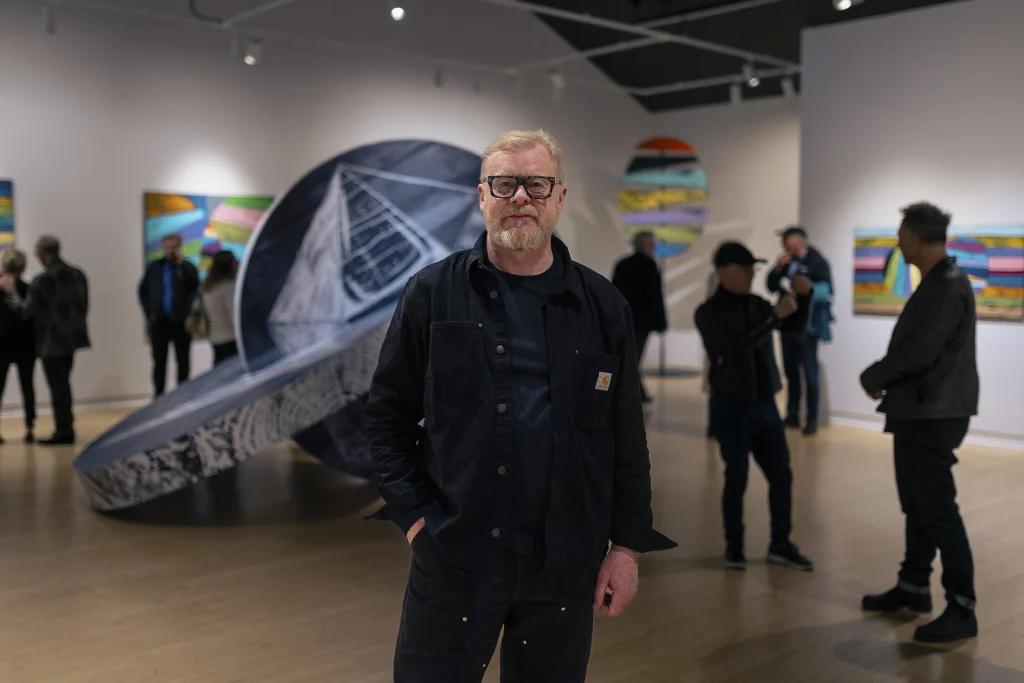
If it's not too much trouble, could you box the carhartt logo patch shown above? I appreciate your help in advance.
[595,372,612,391]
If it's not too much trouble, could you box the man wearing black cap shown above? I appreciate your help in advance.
[766,227,833,436]
[695,241,814,571]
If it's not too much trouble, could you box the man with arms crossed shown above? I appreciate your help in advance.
[860,202,979,644]
[366,129,676,682]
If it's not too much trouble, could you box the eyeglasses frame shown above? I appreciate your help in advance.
[484,175,560,199]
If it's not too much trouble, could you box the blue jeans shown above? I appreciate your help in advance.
[781,332,820,423]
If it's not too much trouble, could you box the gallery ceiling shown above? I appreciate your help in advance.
[47,0,972,112]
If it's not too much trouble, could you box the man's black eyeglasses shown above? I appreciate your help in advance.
[485,175,560,199]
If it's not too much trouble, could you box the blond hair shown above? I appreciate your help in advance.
[1,248,27,276]
[481,129,564,182]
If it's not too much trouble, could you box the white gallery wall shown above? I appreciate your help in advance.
[644,98,801,369]
[801,0,1024,446]
[0,0,651,412]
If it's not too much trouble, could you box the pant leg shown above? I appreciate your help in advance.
[42,354,74,436]
[0,357,10,411]
[172,322,192,386]
[213,341,238,365]
[634,327,651,400]
[395,533,508,683]
[149,320,171,396]
[802,335,821,423]
[750,399,794,545]
[779,333,802,420]
[893,436,936,590]
[897,433,975,604]
[499,598,593,683]
[711,399,755,549]
[16,357,36,429]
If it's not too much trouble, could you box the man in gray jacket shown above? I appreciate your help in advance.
[859,202,979,644]
[0,235,90,444]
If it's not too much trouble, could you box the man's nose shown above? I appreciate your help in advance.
[510,185,532,205]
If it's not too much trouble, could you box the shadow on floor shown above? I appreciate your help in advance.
[102,456,379,527]
[701,617,1018,683]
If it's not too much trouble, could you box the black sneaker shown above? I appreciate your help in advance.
[783,415,801,429]
[767,541,813,571]
[802,421,818,436]
[724,548,747,570]
[861,586,932,613]
[914,603,977,643]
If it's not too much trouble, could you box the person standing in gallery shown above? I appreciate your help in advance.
[0,235,89,445]
[0,248,37,444]
[695,241,813,572]
[765,226,833,436]
[859,202,979,644]
[138,234,200,397]
[365,129,676,683]
[611,231,668,404]
[201,251,239,365]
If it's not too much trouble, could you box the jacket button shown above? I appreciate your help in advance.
[497,403,507,413]
[489,291,498,300]
[496,345,505,354]
[492,528,501,538]
[498,465,508,475]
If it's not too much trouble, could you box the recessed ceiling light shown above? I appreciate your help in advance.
[391,6,405,20]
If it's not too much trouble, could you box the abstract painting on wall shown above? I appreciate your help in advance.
[618,137,708,259]
[0,180,14,253]
[854,225,1024,322]
[144,192,274,280]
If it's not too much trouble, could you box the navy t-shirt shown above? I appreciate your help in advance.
[492,252,564,541]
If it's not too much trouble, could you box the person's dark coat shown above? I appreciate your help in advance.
[4,258,90,358]
[138,257,200,324]
[611,253,667,332]
[860,256,979,420]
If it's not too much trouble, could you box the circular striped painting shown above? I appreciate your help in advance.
[618,137,708,258]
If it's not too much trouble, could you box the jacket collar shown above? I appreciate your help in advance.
[467,231,583,301]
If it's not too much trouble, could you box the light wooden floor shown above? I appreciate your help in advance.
[2,380,1024,682]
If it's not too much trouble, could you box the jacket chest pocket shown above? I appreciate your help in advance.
[428,322,485,406]
[572,350,619,432]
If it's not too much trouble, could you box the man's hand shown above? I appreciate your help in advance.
[777,253,792,270]
[406,517,425,544]
[867,390,885,401]
[791,275,812,296]
[593,546,639,617]
[772,294,798,319]
[0,273,14,294]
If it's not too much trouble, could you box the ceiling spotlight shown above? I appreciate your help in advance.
[742,64,760,88]
[833,0,864,10]
[243,38,263,66]
[391,5,405,20]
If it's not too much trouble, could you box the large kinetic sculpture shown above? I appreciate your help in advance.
[74,140,485,511]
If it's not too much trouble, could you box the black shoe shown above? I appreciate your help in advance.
[914,603,977,643]
[861,586,932,613]
[39,433,75,446]
[724,547,747,570]
[767,541,814,571]
[0,434,5,444]
[24,430,34,444]
[783,415,801,429]
[802,421,818,436]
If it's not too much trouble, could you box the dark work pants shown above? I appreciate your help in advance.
[710,397,793,549]
[395,534,594,683]
[890,418,975,606]
[0,356,36,430]
[212,341,238,366]
[41,354,74,437]
[150,318,191,396]
[780,332,820,423]
[634,327,651,400]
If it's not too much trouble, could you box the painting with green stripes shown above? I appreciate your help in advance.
[144,192,274,281]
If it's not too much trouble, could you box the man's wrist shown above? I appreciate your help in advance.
[610,545,639,562]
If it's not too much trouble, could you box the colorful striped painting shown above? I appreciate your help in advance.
[618,137,708,259]
[853,225,1024,322]
[0,180,13,253]
[144,192,274,281]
